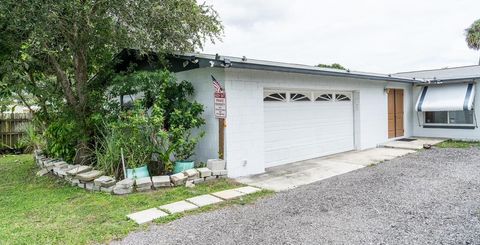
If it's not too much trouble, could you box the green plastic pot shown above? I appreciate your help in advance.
[126,165,150,179]
[173,161,194,174]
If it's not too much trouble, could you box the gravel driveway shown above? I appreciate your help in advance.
[114,148,480,244]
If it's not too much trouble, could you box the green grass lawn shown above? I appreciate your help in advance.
[436,140,480,148]
[0,155,272,245]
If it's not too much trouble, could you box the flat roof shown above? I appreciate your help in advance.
[395,65,480,82]
[174,53,419,83]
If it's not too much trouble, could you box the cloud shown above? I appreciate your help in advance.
[202,0,480,73]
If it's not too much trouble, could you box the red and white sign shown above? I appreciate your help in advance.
[214,91,227,118]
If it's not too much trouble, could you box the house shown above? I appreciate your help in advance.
[396,66,479,139]
[118,51,479,178]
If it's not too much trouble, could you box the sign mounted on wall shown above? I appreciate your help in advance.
[211,75,227,119]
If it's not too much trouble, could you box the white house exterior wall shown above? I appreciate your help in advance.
[175,68,225,166]
[224,68,413,177]
[412,82,480,140]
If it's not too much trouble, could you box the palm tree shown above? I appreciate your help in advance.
[465,19,480,65]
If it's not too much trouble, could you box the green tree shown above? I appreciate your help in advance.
[466,19,480,65]
[0,0,222,163]
[317,63,347,70]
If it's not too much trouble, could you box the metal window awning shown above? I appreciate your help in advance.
[416,83,475,112]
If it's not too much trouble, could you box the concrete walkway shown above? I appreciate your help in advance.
[126,186,262,224]
[379,137,446,150]
[237,148,415,192]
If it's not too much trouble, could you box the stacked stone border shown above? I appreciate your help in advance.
[33,150,228,195]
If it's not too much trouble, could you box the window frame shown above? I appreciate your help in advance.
[423,111,475,127]
[263,90,353,103]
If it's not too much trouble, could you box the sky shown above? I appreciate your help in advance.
[201,0,480,74]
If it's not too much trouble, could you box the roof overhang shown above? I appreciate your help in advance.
[171,54,418,84]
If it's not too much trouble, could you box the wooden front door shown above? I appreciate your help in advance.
[388,89,404,138]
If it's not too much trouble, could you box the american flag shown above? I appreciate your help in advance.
[211,75,223,92]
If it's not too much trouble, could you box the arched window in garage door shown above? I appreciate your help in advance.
[263,92,287,102]
[290,93,311,102]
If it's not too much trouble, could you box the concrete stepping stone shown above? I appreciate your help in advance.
[159,201,198,214]
[211,189,246,200]
[127,208,168,225]
[66,165,92,176]
[234,186,261,194]
[76,170,104,182]
[186,194,223,207]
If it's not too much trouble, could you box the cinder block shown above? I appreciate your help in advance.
[94,176,116,187]
[113,187,133,195]
[152,176,171,188]
[184,169,199,179]
[76,170,104,182]
[170,173,187,186]
[116,178,135,189]
[136,177,152,191]
[66,165,93,176]
[211,170,228,176]
[193,178,204,184]
[204,176,216,181]
[196,168,212,178]
[207,159,226,171]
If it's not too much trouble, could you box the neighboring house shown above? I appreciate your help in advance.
[118,51,479,178]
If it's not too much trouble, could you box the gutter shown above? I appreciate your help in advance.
[227,61,417,84]
[174,54,418,84]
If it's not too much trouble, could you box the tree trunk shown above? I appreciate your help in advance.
[48,46,92,165]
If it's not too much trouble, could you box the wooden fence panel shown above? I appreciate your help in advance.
[0,113,33,150]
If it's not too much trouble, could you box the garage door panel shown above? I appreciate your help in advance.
[264,92,354,168]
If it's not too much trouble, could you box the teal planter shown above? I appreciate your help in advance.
[126,165,150,179]
[174,161,194,174]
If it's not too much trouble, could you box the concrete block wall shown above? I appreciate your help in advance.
[175,68,225,165]
[224,68,414,177]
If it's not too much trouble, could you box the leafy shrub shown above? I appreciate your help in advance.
[44,118,82,162]
[17,124,46,153]
[94,70,205,175]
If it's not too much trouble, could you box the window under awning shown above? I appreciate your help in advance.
[416,83,475,112]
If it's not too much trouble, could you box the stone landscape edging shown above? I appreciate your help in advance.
[33,150,228,195]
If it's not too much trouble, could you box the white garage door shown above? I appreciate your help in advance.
[264,90,355,168]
